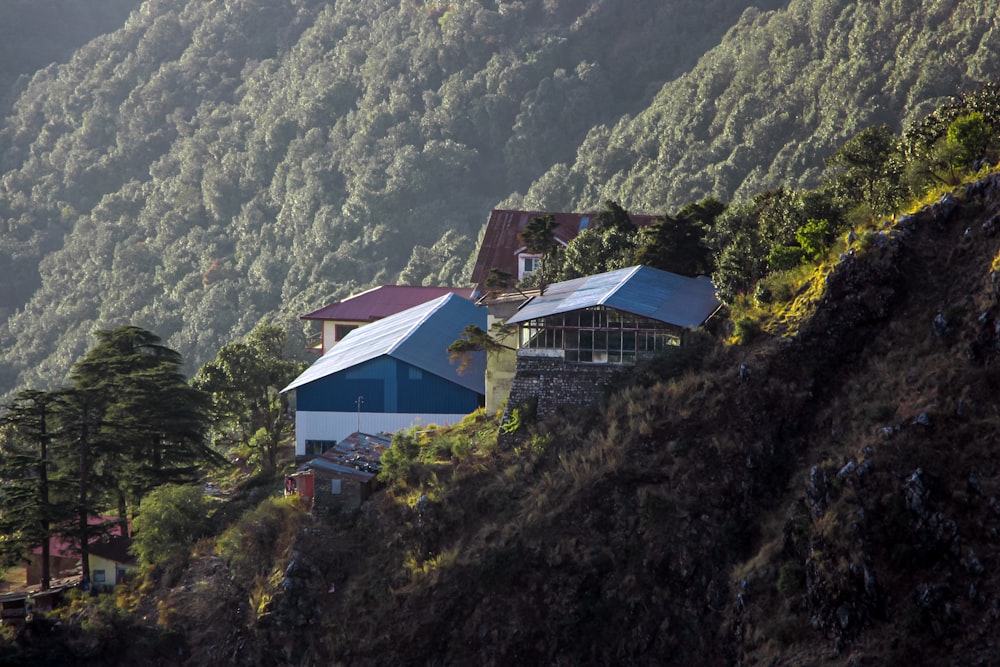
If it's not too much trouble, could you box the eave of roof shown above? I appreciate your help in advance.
[300,285,474,322]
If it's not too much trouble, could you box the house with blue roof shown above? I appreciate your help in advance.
[282,293,486,457]
[505,265,721,364]
[497,266,721,428]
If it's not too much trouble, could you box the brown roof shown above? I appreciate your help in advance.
[470,209,658,292]
[300,285,474,322]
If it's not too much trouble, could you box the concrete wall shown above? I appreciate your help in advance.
[294,410,473,456]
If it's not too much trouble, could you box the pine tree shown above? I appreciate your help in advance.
[0,390,72,590]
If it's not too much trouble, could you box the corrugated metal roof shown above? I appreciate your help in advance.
[505,265,721,329]
[304,458,377,483]
[282,293,486,394]
[470,209,658,290]
[300,285,473,322]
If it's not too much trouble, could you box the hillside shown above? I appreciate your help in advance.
[10,172,1000,666]
[0,0,140,100]
[1,0,1000,401]
[0,0,776,399]
[297,177,1000,666]
[513,0,1000,212]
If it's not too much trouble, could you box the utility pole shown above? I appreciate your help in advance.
[356,395,364,433]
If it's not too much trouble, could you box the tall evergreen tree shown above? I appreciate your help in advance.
[69,326,216,536]
[0,390,72,590]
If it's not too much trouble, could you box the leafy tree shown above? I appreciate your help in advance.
[379,431,421,483]
[767,244,804,271]
[635,200,720,276]
[945,112,992,168]
[795,218,832,260]
[825,125,904,217]
[558,225,640,280]
[594,200,636,233]
[129,484,210,566]
[193,320,303,472]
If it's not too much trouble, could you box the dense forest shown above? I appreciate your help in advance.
[0,0,999,402]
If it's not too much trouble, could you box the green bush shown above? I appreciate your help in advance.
[795,218,832,259]
[768,245,804,271]
[130,484,210,566]
[379,432,421,482]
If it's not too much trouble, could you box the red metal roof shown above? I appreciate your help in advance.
[31,517,125,559]
[300,285,474,322]
[470,209,658,291]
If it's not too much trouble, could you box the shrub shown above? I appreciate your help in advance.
[379,431,421,482]
[215,494,306,581]
[767,245,804,271]
[733,315,762,344]
[130,484,210,566]
[796,218,832,259]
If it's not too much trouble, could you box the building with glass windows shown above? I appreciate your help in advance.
[504,265,721,364]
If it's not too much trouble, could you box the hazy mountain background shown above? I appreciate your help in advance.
[0,0,998,398]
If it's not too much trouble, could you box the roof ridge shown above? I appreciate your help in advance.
[598,265,643,306]
[385,293,453,356]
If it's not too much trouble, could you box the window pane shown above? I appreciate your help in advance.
[580,331,593,349]
[565,329,579,348]
[623,332,636,351]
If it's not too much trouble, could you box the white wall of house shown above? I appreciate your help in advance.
[294,410,473,456]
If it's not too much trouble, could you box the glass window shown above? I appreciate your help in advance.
[608,330,621,352]
[334,324,358,341]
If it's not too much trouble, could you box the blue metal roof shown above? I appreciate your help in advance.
[505,266,720,329]
[282,293,486,394]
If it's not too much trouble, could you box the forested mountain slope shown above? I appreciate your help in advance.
[1,0,999,401]
[0,0,779,398]
[512,0,1000,212]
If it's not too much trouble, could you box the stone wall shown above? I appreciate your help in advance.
[501,355,624,438]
